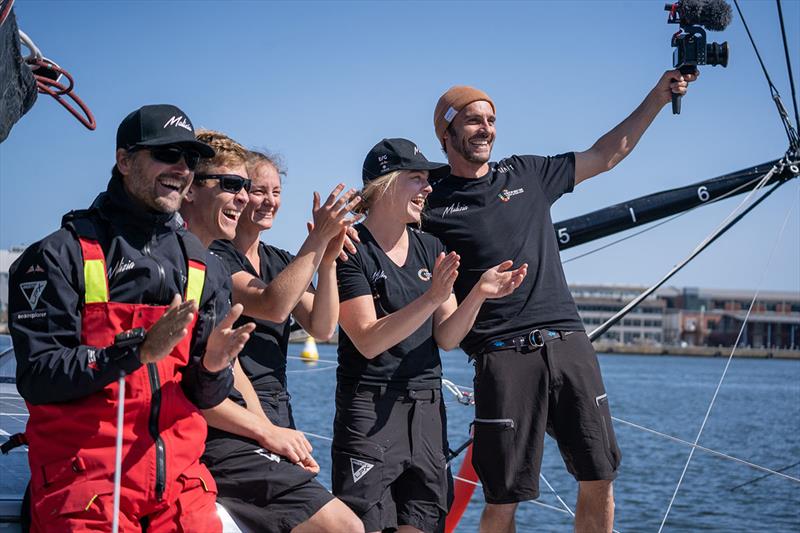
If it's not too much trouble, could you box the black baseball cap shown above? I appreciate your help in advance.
[362,138,450,183]
[116,104,215,157]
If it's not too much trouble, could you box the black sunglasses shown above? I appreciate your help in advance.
[129,145,202,171]
[194,174,252,194]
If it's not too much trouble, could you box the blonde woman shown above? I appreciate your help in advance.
[333,138,527,533]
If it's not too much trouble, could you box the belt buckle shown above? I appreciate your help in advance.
[528,329,544,348]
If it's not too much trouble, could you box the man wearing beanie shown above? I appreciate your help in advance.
[8,104,252,531]
[423,70,697,532]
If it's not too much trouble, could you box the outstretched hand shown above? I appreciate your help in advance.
[477,260,528,300]
[203,303,256,373]
[140,294,197,364]
[310,184,361,241]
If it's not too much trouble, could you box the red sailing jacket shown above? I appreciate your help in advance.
[9,177,235,523]
[24,231,219,518]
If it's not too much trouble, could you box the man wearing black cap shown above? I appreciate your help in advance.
[8,104,253,531]
[423,72,696,532]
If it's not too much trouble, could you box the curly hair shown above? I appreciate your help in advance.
[195,129,248,173]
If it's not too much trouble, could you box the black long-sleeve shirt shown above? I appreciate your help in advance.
[8,175,233,408]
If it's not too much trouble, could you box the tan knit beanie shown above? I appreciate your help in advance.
[434,86,495,144]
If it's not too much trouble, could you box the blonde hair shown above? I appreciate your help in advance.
[351,170,402,215]
[195,129,248,173]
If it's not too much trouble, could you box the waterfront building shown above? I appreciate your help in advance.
[658,287,800,350]
[569,284,665,344]
[570,284,800,350]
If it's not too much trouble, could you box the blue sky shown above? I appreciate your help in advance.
[2,1,798,292]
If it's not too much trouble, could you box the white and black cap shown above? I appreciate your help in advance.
[116,104,215,157]
[362,138,450,184]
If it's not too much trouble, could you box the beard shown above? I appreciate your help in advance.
[451,131,493,164]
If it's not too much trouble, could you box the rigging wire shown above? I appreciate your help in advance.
[657,191,799,533]
[732,0,799,150]
[611,416,800,484]
[776,0,800,146]
[561,172,770,264]
[730,460,800,491]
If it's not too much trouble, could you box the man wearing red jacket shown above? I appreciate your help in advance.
[9,104,253,532]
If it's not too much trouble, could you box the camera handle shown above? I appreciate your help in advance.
[671,66,698,115]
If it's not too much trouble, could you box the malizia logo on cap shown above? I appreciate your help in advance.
[163,116,193,132]
[444,107,458,123]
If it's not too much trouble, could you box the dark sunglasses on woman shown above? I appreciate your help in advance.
[129,145,202,171]
[194,174,252,194]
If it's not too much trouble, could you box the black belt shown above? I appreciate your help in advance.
[484,329,574,353]
[342,383,441,401]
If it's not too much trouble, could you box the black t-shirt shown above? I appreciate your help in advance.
[422,153,584,354]
[336,224,445,389]
[210,239,294,406]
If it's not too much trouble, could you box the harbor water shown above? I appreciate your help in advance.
[287,344,800,532]
[1,338,798,531]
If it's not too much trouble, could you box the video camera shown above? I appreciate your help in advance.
[665,0,732,114]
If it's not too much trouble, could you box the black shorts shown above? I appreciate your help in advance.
[471,331,621,504]
[332,385,453,532]
[202,393,334,533]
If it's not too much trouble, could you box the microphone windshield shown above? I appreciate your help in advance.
[681,0,733,31]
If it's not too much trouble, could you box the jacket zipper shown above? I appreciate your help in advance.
[143,241,168,303]
[147,363,166,500]
[143,239,167,500]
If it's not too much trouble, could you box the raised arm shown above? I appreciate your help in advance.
[292,227,347,341]
[232,185,359,323]
[338,251,459,359]
[433,260,528,351]
[574,69,698,185]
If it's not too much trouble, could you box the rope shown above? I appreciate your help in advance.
[441,378,474,405]
[657,192,799,533]
[17,30,96,130]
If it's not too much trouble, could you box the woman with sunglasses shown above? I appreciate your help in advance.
[203,146,365,533]
[332,138,527,533]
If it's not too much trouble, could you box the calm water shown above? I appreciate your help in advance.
[1,339,798,532]
[286,345,800,533]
